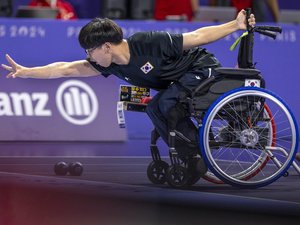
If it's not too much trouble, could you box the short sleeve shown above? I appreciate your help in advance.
[129,31,183,59]
[87,59,111,78]
[153,32,183,58]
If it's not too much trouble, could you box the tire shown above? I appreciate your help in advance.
[200,87,298,188]
[166,165,189,188]
[147,160,169,184]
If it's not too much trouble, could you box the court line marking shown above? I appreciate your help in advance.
[0,156,168,159]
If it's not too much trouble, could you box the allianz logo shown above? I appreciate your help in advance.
[0,80,99,125]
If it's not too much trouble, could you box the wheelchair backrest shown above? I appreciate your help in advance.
[189,68,265,114]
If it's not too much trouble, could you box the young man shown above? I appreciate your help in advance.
[2,10,255,175]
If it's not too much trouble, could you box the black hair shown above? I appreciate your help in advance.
[78,18,123,50]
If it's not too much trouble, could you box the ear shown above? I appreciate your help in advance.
[104,42,112,53]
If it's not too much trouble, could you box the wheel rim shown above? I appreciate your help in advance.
[166,165,188,187]
[203,103,275,184]
[147,161,168,184]
[200,87,298,188]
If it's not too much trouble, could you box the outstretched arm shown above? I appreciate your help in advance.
[182,9,256,50]
[1,54,100,79]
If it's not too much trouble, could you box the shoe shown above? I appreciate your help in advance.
[193,155,208,177]
[186,155,208,186]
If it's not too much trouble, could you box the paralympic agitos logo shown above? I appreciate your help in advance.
[0,80,99,125]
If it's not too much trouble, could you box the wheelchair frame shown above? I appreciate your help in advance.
[118,9,299,188]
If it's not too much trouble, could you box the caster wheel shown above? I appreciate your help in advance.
[54,161,69,176]
[69,162,83,176]
[147,160,169,184]
[283,171,289,177]
[166,165,189,188]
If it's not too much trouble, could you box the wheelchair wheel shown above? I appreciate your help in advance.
[200,87,298,188]
[166,165,189,188]
[203,104,276,184]
[147,160,169,184]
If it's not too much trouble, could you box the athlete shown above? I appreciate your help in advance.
[2,10,255,174]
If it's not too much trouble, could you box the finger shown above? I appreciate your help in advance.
[248,14,254,21]
[248,18,255,23]
[5,54,18,67]
[6,72,15,78]
[1,63,13,72]
[248,15,256,27]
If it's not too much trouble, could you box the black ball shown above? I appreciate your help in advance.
[54,161,69,176]
[69,162,83,176]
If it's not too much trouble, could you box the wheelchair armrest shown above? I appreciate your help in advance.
[215,67,261,77]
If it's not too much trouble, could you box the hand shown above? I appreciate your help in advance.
[236,9,256,30]
[1,54,27,78]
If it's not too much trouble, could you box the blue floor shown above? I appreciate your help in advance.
[0,140,300,225]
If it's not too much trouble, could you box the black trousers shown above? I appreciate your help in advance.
[146,68,214,160]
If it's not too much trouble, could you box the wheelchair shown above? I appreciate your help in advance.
[117,11,299,189]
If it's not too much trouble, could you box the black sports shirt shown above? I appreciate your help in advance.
[88,31,220,90]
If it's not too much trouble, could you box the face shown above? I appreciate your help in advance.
[85,43,112,67]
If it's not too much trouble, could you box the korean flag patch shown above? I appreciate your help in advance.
[140,62,154,74]
[245,79,261,87]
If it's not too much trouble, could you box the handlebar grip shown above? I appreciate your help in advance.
[245,8,252,32]
[255,29,277,39]
[256,26,282,33]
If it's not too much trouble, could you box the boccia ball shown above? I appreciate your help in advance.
[69,162,83,176]
[54,161,69,176]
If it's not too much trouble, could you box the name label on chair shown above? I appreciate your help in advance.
[119,85,150,103]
